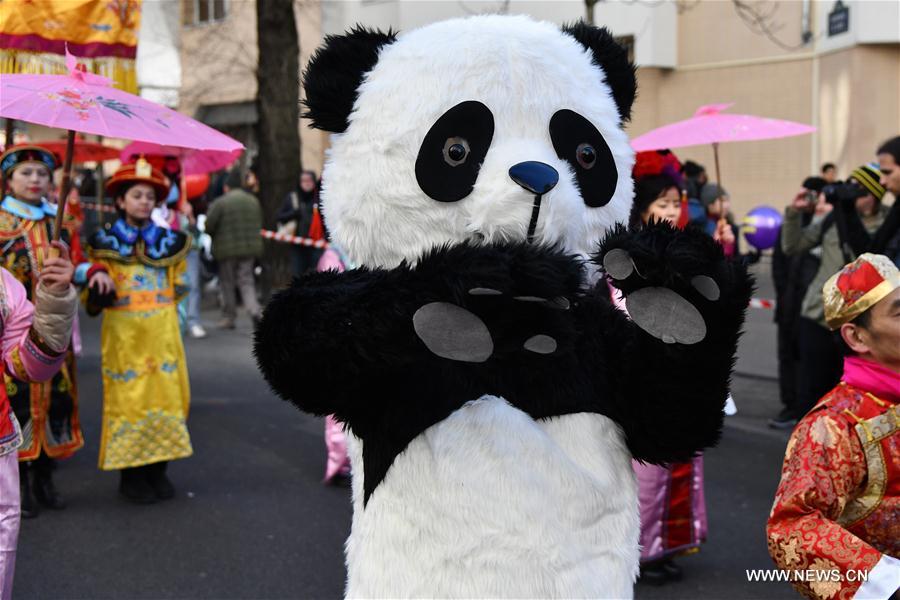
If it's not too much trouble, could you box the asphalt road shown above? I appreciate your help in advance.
[15,261,800,599]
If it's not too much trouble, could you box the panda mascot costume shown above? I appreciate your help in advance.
[256,15,752,599]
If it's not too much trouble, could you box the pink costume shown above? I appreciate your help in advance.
[633,458,708,563]
[608,279,709,564]
[316,249,351,483]
[0,268,76,600]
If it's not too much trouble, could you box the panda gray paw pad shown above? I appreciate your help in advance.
[597,222,743,346]
[413,291,569,362]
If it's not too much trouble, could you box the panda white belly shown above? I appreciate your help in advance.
[344,396,640,599]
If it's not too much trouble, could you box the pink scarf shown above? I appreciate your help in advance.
[842,356,900,403]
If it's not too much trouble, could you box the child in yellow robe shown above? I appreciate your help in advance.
[84,160,192,503]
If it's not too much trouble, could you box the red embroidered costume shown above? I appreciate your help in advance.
[767,253,900,600]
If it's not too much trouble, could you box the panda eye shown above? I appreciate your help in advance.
[443,138,470,166]
[549,109,617,208]
[416,101,495,203]
[576,143,596,169]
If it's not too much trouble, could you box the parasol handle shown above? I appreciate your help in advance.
[711,142,727,226]
[52,130,76,246]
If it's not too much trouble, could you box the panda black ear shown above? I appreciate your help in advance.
[302,25,397,133]
[562,21,637,123]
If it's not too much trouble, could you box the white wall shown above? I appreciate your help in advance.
[137,0,182,107]
[323,0,677,67]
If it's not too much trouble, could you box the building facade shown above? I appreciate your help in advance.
[175,0,898,219]
[179,0,327,174]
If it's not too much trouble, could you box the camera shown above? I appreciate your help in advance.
[823,180,868,206]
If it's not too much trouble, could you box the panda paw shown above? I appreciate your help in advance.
[411,243,582,363]
[596,222,753,345]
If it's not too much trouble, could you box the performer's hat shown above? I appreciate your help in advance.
[823,253,900,330]
[0,145,58,177]
[106,158,170,200]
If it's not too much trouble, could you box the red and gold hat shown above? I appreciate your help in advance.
[106,158,170,200]
[823,253,900,330]
[0,144,59,177]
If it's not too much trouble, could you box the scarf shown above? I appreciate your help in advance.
[842,356,900,403]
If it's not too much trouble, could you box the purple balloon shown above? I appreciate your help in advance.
[742,205,783,250]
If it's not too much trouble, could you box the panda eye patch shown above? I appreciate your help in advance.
[549,109,617,208]
[416,101,494,203]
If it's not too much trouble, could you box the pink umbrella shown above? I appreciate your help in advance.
[119,142,241,176]
[0,48,243,241]
[631,103,815,192]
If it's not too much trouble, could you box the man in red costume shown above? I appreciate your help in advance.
[767,253,900,600]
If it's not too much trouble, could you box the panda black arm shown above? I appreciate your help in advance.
[253,242,584,422]
[581,222,754,464]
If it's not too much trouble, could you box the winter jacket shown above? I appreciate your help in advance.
[205,188,263,260]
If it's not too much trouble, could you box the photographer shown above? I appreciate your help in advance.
[781,164,890,421]
[768,177,825,429]
[876,136,900,265]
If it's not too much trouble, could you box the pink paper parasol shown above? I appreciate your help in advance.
[0,48,243,241]
[119,142,241,176]
[631,103,815,205]
[631,103,816,152]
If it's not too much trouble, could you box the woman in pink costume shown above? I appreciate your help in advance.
[0,246,78,600]
[316,246,352,484]
[626,162,708,585]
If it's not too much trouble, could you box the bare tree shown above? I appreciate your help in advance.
[256,0,301,290]
[587,0,811,50]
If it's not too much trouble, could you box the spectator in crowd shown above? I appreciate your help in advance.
[276,170,326,278]
[205,167,263,330]
[769,176,827,428]
[180,200,206,339]
[781,163,891,423]
[821,162,837,184]
[627,170,708,585]
[700,183,738,257]
[876,136,900,265]
[767,253,899,600]
[316,245,353,485]
[680,160,708,225]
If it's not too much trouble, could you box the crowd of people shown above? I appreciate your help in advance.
[0,143,332,598]
[623,137,900,597]
[1,130,898,599]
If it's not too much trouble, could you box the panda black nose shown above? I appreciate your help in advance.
[509,161,559,195]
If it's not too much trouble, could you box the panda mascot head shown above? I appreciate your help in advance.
[257,13,751,600]
[308,15,636,268]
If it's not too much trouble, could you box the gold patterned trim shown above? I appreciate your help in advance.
[838,405,898,526]
[8,346,29,381]
[88,240,189,268]
[826,277,900,329]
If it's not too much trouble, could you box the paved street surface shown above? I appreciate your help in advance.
[16,262,800,599]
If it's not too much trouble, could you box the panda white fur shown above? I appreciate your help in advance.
[256,14,752,599]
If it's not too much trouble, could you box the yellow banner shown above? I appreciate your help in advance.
[0,0,141,92]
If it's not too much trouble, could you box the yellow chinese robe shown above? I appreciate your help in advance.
[87,220,192,470]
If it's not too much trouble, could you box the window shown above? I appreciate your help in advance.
[183,0,228,26]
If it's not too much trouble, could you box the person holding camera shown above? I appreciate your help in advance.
[769,176,827,429]
[781,164,890,423]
